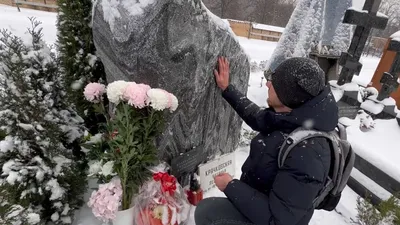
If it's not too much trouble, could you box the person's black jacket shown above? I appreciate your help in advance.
[222,84,339,225]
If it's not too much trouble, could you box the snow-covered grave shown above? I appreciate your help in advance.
[391,30,400,42]
[1,3,400,225]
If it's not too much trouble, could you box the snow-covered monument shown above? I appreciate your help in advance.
[91,0,250,174]
[266,0,352,82]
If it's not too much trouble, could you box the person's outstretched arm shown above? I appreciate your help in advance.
[214,57,277,133]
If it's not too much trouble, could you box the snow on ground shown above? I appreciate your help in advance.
[346,117,400,183]
[2,4,400,225]
[351,168,392,201]
[246,71,269,108]
[237,37,278,63]
[352,57,381,87]
[0,4,57,46]
[252,23,285,33]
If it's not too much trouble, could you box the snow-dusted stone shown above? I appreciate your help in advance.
[266,0,352,73]
[361,100,384,115]
[92,0,250,160]
[391,30,400,42]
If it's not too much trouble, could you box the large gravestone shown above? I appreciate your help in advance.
[266,0,352,78]
[310,0,352,84]
[265,0,325,73]
[92,0,250,165]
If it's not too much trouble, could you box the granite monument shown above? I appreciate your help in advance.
[92,0,250,165]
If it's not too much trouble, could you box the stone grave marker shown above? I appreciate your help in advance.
[170,148,208,185]
[329,0,389,119]
[370,34,400,108]
[361,95,397,119]
[310,54,340,84]
[337,0,388,85]
[92,0,250,182]
[338,101,360,119]
[331,82,361,119]
[377,39,400,101]
[310,0,352,84]
[363,38,400,119]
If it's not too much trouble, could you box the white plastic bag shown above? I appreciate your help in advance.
[133,163,191,225]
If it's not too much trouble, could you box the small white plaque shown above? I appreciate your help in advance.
[198,152,236,194]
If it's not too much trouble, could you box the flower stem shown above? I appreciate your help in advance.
[99,101,110,126]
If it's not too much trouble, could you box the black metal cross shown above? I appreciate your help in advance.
[377,39,400,101]
[337,0,389,85]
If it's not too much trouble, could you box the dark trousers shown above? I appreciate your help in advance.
[194,197,254,225]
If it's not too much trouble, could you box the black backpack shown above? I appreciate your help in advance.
[278,123,356,211]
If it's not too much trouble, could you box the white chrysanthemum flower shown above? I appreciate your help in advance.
[88,160,103,176]
[106,81,129,104]
[146,89,170,111]
[101,161,115,177]
[169,94,179,112]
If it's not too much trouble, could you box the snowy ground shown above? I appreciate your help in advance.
[0,5,58,46]
[2,3,400,225]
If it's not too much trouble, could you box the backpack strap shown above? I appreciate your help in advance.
[278,124,355,210]
[278,127,339,209]
[332,123,355,194]
[278,127,339,173]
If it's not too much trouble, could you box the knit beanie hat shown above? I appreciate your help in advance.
[270,57,326,109]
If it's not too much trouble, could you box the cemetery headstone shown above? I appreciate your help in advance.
[265,0,325,73]
[266,0,351,77]
[365,37,400,120]
[370,33,400,108]
[337,0,388,85]
[170,148,208,185]
[310,55,340,84]
[310,0,352,83]
[377,39,400,101]
[331,82,361,119]
[337,101,360,119]
[92,0,250,182]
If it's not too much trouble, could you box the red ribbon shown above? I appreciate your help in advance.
[153,172,177,195]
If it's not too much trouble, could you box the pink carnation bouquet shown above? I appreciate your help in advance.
[83,80,180,222]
